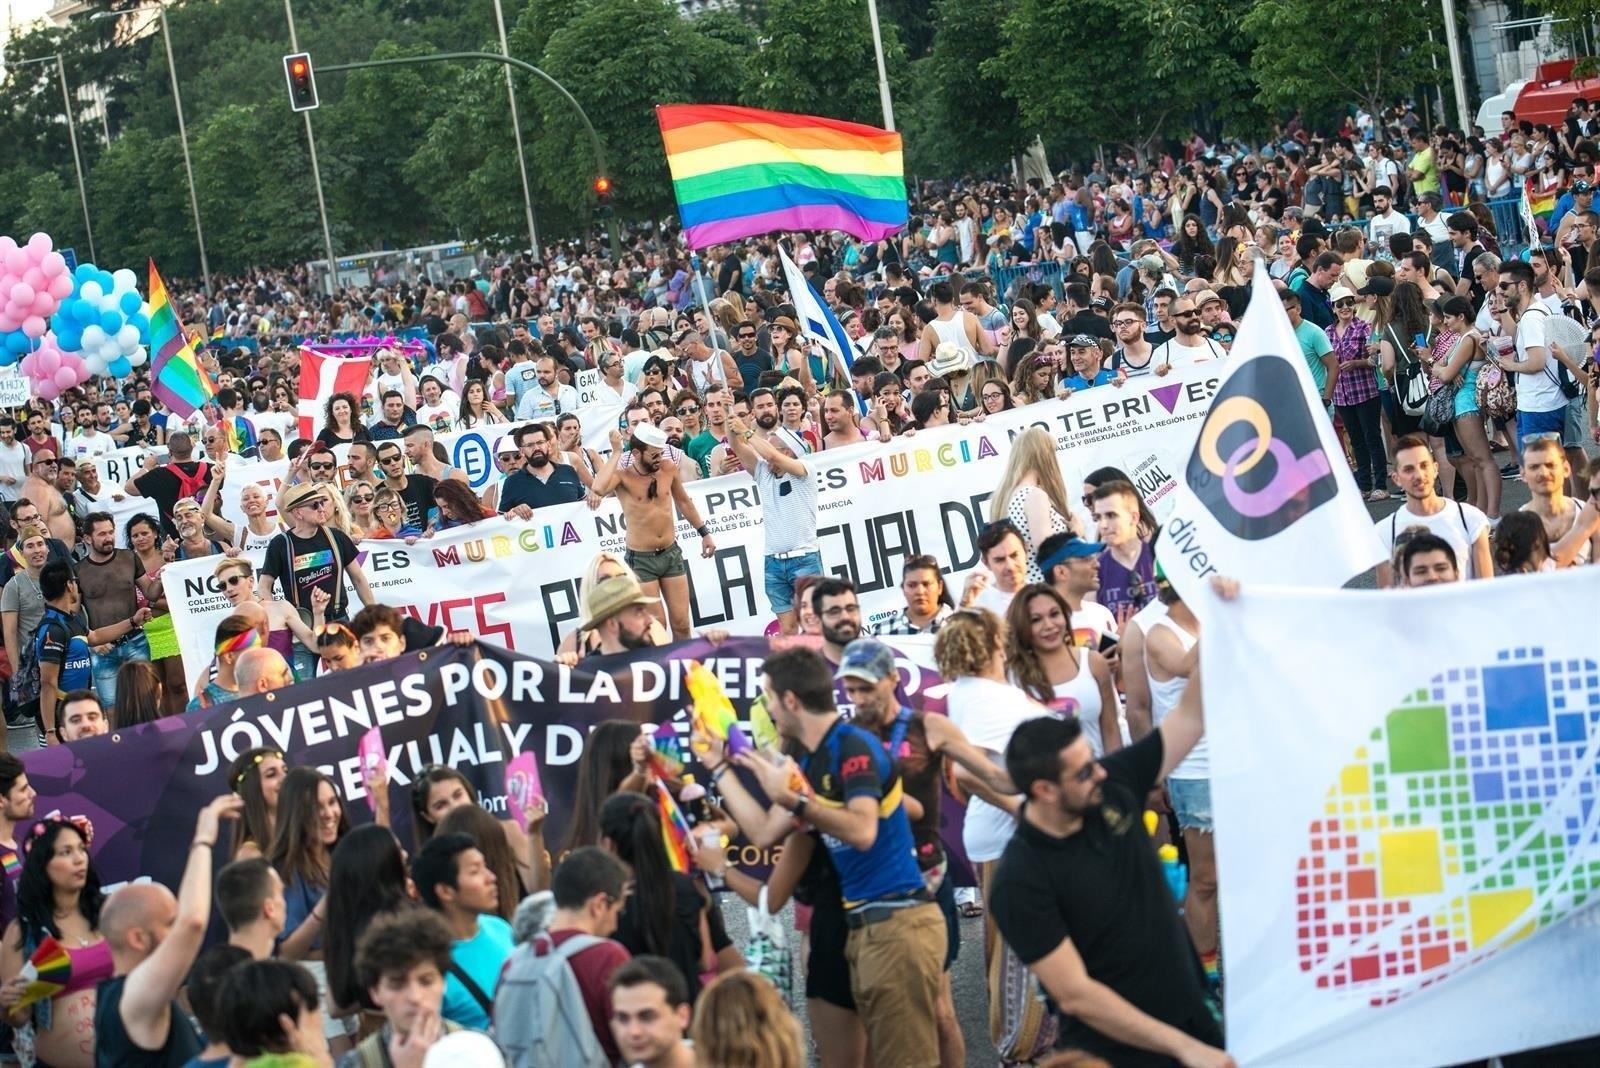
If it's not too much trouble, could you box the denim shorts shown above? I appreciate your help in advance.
[764,550,822,612]
[1561,395,1587,447]
[1168,777,1213,833]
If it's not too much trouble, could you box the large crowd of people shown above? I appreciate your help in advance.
[0,99,1594,1067]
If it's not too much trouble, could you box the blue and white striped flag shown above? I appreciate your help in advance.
[779,246,854,380]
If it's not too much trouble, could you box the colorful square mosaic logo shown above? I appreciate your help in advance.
[1296,647,1600,1005]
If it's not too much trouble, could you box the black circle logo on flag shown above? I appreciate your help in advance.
[1186,354,1338,540]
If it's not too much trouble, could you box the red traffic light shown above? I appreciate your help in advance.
[283,52,319,112]
[593,176,612,196]
[291,59,307,76]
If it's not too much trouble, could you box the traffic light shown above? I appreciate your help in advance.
[593,176,612,201]
[283,53,319,112]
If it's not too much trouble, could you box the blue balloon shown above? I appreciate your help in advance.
[71,298,95,323]
[127,312,150,339]
[2,331,31,356]
[119,291,142,316]
[98,310,122,335]
[108,356,132,378]
[73,262,98,283]
[95,270,114,292]
[54,324,83,352]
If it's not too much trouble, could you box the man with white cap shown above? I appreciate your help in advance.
[722,409,820,636]
[481,433,522,514]
[591,423,716,641]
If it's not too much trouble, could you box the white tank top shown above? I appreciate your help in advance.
[1147,615,1206,779]
[690,350,729,395]
[929,313,978,356]
[1051,647,1112,757]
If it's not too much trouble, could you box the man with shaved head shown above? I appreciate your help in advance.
[95,793,242,1066]
[235,648,294,696]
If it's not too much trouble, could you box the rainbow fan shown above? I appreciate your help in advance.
[686,661,752,756]
[647,728,686,780]
[14,937,71,1011]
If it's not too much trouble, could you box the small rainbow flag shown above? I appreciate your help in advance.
[14,936,71,1012]
[0,848,20,881]
[148,260,215,419]
[657,104,906,249]
[652,778,693,874]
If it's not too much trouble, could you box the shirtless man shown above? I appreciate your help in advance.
[1519,437,1589,565]
[19,455,74,544]
[402,424,467,484]
[591,423,715,640]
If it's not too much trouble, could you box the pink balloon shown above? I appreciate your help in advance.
[33,379,59,402]
[21,268,44,290]
[39,252,65,277]
[21,316,46,339]
[19,354,36,377]
[3,248,27,275]
[10,282,34,306]
[36,347,60,376]
[25,233,53,258]
[53,366,78,390]
[47,274,73,300]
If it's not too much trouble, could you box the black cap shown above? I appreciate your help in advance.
[1357,276,1396,297]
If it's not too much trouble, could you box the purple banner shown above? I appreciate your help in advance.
[24,637,971,890]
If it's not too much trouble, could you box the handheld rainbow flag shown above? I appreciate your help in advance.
[14,937,71,1012]
[1521,177,1557,246]
[646,727,686,780]
[148,260,214,419]
[652,778,693,873]
[686,661,752,756]
[657,104,906,249]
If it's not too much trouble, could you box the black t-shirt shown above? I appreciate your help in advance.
[131,461,213,537]
[990,732,1222,1068]
[260,526,360,619]
[1460,245,1487,308]
[1058,311,1114,342]
[612,870,708,1003]
[498,464,584,514]
[393,474,438,530]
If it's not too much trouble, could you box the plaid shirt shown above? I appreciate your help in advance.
[1329,317,1380,407]
[868,604,954,637]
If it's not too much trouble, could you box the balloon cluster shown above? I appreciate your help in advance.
[0,231,156,399]
[0,233,75,359]
[51,265,151,379]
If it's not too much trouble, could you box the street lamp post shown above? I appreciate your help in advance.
[864,0,895,131]
[14,55,96,263]
[93,6,210,295]
[492,0,540,256]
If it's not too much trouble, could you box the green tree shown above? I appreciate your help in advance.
[1243,0,1444,124]
[191,104,321,270]
[86,128,196,274]
[920,0,1027,173]
[745,0,906,127]
[16,172,83,251]
[995,0,1252,162]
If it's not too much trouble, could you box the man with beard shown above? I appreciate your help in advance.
[592,424,715,640]
[812,576,862,670]
[20,455,75,545]
[706,387,781,478]
[578,573,661,658]
[1491,259,1568,449]
[376,441,439,530]
[1150,296,1225,375]
[656,417,699,482]
[513,355,579,420]
[500,423,584,518]
[833,637,1017,1068]
[990,666,1229,1068]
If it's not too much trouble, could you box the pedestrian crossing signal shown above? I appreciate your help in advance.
[284,53,319,112]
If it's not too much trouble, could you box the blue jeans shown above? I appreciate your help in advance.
[1168,777,1213,833]
[92,631,151,707]
[763,551,822,613]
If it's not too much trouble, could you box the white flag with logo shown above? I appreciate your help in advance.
[1155,266,1385,604]
[1205,569,1600,1065]
[299,346,375,441]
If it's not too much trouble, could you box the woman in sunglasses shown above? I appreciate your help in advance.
[214,557,325,682]
[342,481,376,539]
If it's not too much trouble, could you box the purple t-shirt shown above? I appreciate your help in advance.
[1097,540,1156,620]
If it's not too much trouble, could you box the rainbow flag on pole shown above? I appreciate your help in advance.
[651,778,693,874]
[657,104,906,249]
[148,260,213,419]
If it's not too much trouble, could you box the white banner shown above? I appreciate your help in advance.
[91,445,154,493]
[165,364,1222,685]
[0,377,29,407]
[1156,269,1386,605]
[1205,570,1600,1066]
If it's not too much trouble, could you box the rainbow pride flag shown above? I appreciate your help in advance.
[148,260,214,419]
[652,778,693,874]
[657,104,906,249]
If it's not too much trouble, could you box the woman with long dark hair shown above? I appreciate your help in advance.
[455,378,507,430]
[431,480,495,531]
[561,721,650,856]
[411,766,547,902]
[110,660,165,729]
[1171,214,1215,273]
[1379,280,1433,439]
[230,747,287,860]
[0,819,108,1068]
[315,392,369,447]
[600,791,713,1001]
[321,824,413,1017]
[271,767,358,1054]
